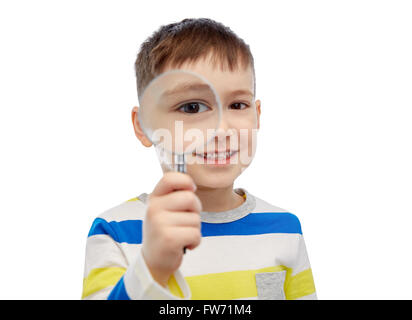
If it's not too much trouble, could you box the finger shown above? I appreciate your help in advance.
[167,211,201,228]
[151,172,196,197]
[172,227,201,251]
[156,190,202,213]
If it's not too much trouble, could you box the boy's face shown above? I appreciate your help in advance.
[133,55,261,189]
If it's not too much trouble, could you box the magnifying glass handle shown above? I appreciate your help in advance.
[174,154,186,173]
[174,153,187,254]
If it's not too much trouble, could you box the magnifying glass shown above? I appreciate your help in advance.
[138,70,222,173]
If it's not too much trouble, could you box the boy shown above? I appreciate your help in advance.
[82,18,316,300]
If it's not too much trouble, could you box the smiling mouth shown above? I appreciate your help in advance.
[193,150,238,162]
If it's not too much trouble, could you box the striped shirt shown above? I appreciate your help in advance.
[82,188,316,300]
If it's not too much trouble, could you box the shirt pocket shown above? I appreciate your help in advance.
[255,270,286,300]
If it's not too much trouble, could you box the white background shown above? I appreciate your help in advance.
[0,0,411,299]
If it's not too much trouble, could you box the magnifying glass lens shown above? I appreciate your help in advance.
[139,70,221,171]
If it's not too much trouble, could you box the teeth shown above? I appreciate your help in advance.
[199,151,235,159]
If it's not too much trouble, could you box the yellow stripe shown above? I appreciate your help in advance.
[82,267,126,299]
[168,274,185,298]
[185,266,289,300]
[126,197,139,202]
[170,266,315,300]
[82,265,315,300]
[285,268,316,300]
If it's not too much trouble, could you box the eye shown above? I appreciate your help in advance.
[177,102,210,114]
[230,102,248,110]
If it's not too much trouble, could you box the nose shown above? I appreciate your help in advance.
[214,115,235,140]
[211,115,237,153]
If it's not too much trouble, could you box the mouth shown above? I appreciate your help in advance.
[193,150,238,165]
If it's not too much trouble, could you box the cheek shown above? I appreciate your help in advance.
[232,117,258,149]
[235,124,258,169]
[238,130,257,164]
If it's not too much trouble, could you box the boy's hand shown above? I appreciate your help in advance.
[141,172,202,288]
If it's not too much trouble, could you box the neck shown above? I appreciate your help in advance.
[195,184,245,212]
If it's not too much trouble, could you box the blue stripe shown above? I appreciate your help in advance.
[88,218,142,244]
[88,212,301,245]
[201,212,302,237]
[107,276,131,300]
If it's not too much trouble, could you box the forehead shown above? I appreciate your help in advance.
[163,55,255,100]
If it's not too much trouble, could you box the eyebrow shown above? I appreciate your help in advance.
[226,89,254,99]
[162,82,213,98]
[161,83,254,101]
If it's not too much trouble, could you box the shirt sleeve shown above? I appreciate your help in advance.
[284,234,317,300]
[82,217,191,300]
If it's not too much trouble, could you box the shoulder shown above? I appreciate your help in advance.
[248,192,302,235]
[97,193,148,223]
[253,194,289,213]
[87,194,148,244]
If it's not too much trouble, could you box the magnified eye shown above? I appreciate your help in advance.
[178,102,210,114]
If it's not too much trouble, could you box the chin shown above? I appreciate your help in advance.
[188,164,244,189]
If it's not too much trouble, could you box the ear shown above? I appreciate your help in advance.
[255,99,261,129]
[131,106,153,147]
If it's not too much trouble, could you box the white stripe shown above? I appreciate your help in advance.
[98,200,147,222]
[83,234,130,277]
[86,232,310,279]
[254,196,289,213]
[180,233,304,277]
[293,236,312,275]
[119,241,141,264]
